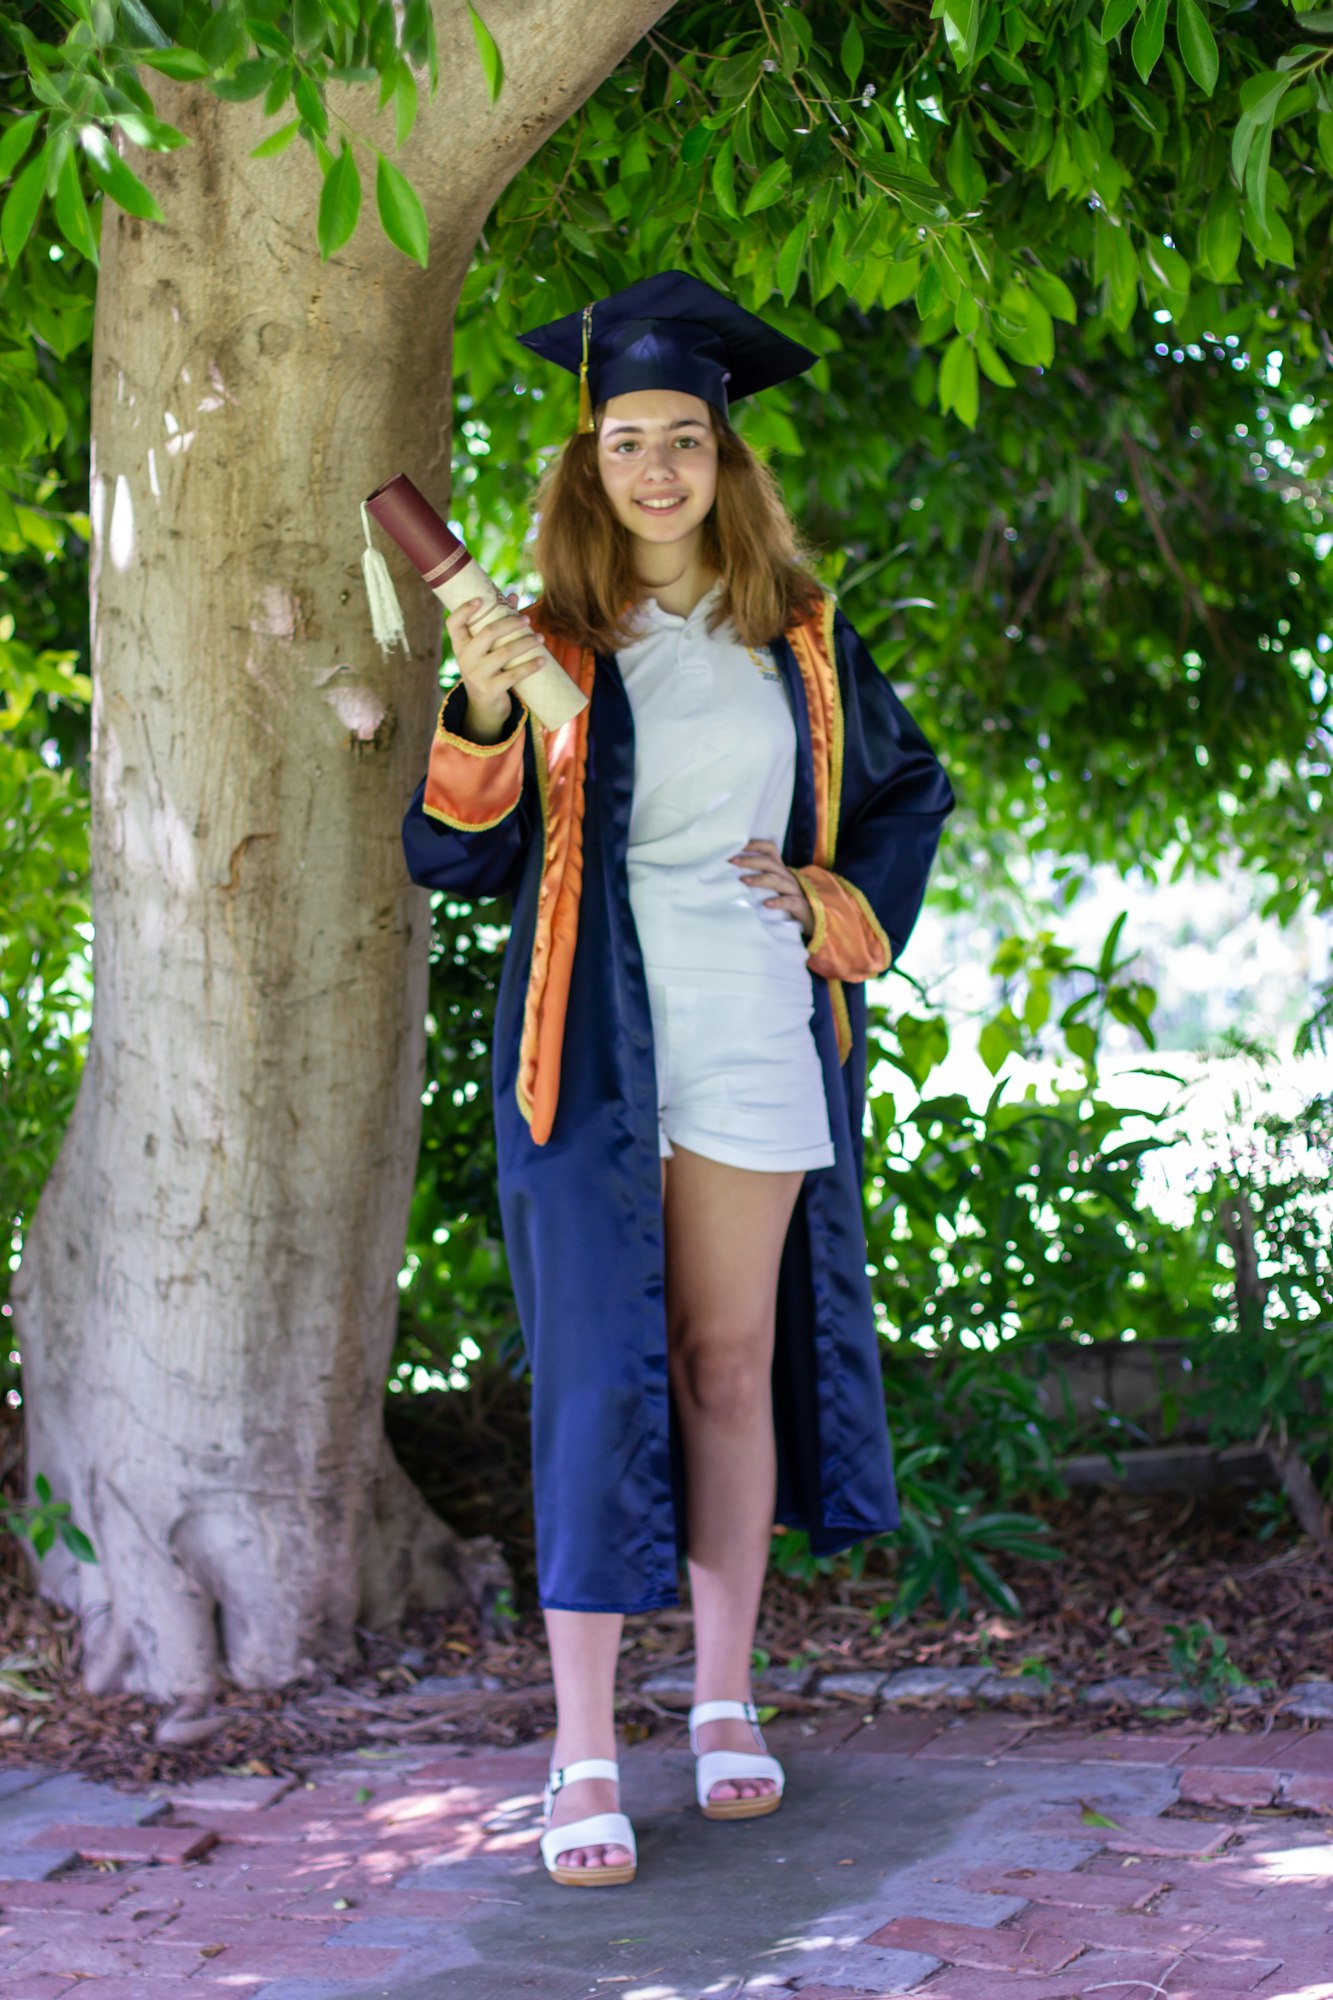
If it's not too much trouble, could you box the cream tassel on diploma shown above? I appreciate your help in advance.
[362,474,588,732]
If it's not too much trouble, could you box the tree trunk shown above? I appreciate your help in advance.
[12,0,671,1700]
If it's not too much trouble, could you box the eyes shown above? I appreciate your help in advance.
[610,436,703,454]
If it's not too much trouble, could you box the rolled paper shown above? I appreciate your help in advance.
[364,474,587,732]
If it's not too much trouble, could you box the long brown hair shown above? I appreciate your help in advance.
[530,403,825,653]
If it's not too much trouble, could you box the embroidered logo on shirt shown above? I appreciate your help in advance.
[750,645,782,682]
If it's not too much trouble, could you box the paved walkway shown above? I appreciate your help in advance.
[0,1709,1330,1998]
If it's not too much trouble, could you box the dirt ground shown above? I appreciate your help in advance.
[1,1385,1329,1787]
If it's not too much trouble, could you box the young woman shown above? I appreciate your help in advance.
[401,272,954,1888]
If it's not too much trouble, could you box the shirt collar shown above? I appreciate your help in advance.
[637,576,724,630]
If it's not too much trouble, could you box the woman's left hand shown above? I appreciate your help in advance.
[729,838,815,939]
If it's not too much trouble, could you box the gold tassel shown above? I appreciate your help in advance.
[577,303,595,432]
[359,501,410,657]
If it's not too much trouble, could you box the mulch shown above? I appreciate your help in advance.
[1,1383,1330,1790]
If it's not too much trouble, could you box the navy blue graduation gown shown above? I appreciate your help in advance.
[402,606,954,1612]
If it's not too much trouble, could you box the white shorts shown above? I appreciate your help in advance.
[646,978,835,1174]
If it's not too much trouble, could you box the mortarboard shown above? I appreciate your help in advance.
[516,269,819,433]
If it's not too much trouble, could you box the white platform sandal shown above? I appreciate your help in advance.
[689,1699,786,1821]
[539,1757,637,1886]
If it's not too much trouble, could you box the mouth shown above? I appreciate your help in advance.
[635,495,688,515]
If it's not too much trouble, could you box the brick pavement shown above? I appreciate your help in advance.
[0,1710,1326,1998]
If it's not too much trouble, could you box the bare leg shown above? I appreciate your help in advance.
[542,1608,632,1872]
[663,1145,803,1804]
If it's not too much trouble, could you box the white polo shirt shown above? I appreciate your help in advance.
[616,580,812,999]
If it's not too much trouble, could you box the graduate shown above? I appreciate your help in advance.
[401,270,955,1887]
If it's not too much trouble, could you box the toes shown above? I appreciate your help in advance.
[559,1844,630,1870]
[708,1776,776,1802]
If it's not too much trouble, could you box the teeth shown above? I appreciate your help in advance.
[639,497,684,510]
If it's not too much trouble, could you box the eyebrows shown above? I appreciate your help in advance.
[601,417,710,438]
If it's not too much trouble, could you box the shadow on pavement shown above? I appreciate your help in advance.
[345,1749,982,2000]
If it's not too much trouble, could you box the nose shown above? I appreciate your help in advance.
[640,440,681,481]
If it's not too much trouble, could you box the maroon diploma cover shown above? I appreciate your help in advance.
[365,474,587,732]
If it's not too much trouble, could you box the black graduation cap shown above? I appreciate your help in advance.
[516,269,818,433]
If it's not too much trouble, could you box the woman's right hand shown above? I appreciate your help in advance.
[447,594,543,741]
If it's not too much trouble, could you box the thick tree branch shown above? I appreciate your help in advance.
[406,0,679,224]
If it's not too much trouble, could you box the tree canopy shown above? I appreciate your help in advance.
[3,1,1331,907]
[1,0,1330,1649]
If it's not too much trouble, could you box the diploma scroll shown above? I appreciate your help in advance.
[364,474,587,732]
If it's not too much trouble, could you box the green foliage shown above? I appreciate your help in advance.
[878,1449,1062,1622]
[2,1470,97,1564]
[864,918,1211,1362]
[4,2,1332,887]
[1163,1616,1260,1703]
[1185,1084,1333,1522]
[392,896,519,1391]
[0,638,91,1328]
[445,6,1333,896]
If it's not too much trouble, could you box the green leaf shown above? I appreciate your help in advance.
[0,111,43,184]
[1229,109,1256,187]
[292,0,327,59]
[1,144,48,265]
[975,330,1015,385]
[978,1012,1021,1074]
[939,334,979,427]
[945,117,986,207]
[953,289,979,334]
[1027,267,1078,323]
[1080,1803,1124,1828]
[34,1473,52,1504]
[293,70,328,137]
[880,257,920,309]
[840,14,865,87]
[467,3,504,103]
[939,0,981,71]
[681,124,711,167]
[711,134,739,220]
[1245,124,1275,233]
[916,260,943,319]
[711,47,763,95]
[78,127,164,222]
[1175,0,1218,95]
[212,56,280,103]
[263,63,293,116]
[1239,68,1292,121]
[317,141,361,259]
[60,1522,97,1563]
[741,156,789,215]
[376,152,429,267]
[993,281,1054,365]
[775,215,809,303]
[198,0,249,73]
[394,62,419,150]
[1131,0,1167,82]
[250,119,300,161]
[1101,0,1140,39]
[1317,111,1333,176]
[140,47,213,79]
[1199,183,1241,280]
[894,1012,950,1086]
[52,145,98,264]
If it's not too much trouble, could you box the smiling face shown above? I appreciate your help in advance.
[595,388,720,549]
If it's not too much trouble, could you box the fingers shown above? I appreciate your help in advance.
[447,595,544,710]
[446,597,532,657]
